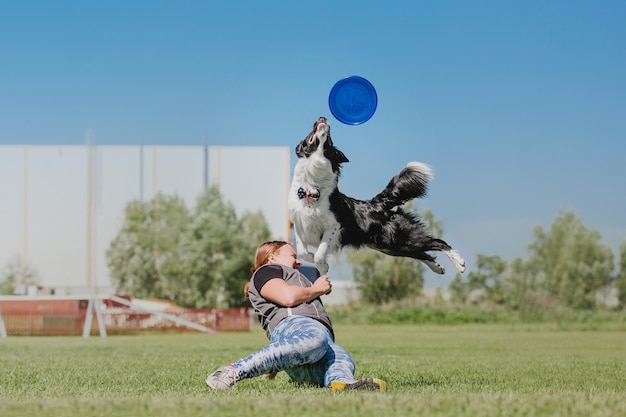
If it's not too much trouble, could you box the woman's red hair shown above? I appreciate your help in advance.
[244,240,290,298]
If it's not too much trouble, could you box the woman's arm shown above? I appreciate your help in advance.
[260,276,332,307]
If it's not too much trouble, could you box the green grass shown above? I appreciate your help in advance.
[1,324,625,417]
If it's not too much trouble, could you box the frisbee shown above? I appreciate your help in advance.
[328,75,377,125]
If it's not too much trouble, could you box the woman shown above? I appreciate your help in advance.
[206,240,386,391]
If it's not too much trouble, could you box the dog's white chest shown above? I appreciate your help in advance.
[288,156,339,246]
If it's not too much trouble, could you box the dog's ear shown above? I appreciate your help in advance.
[331,147,349,163]
[327,135,349,163]
[295,141,305,158]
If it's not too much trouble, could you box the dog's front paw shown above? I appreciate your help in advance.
[298,252,315,263]
[315,262,329,275]
[314,257,329,275]
[313,247,330,275]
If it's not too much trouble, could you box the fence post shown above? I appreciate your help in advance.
[82,297,107,338]
[94,297,107,337]
[0,308,7,338]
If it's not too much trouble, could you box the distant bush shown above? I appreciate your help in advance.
[329,303,511,325]
[328,302,626,328]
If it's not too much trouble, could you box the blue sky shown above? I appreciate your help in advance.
[2,1,625,283]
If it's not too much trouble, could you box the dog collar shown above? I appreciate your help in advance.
[297,187,320,205]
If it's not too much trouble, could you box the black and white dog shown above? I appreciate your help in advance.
[288,116,465,276]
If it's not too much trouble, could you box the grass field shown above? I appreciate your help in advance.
[1,323,625,417]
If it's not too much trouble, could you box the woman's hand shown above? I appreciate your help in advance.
[313,275,332,296]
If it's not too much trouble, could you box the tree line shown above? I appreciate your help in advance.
[349,205,625,312]
[448,211,625,314]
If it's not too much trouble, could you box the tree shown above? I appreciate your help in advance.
[179,187,270,308]
[221,210,272,307]
[348,249,424,304]
[106,193,191,300]
[0,256,39,295]
[347,204,441,305]
[449,255,507,305]
[451,211,617,314]
[106,187,272,308]
[525,210,614,310]
[106,187,273,308]
[497,257,544,313]
[615,241,626,309]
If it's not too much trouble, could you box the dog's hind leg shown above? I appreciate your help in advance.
[398,237,465,274]
[420,250,465,274]
[379,245,445,274]
[418,238,465,273]
[443,249,465,273]
[422,259,446,274]
[412,251,446,274]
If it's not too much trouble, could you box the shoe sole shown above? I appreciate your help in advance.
[206,378,233,389]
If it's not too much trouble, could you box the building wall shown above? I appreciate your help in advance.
[0,145,290,293]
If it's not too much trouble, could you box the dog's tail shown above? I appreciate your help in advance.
[370,162,433,210]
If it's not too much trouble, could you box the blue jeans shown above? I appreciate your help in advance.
[233,315,357,387]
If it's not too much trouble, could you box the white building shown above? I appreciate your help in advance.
[0,145,290,294]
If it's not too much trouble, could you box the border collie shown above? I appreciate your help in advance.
[287,116,465,276]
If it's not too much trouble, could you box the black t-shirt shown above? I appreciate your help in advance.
[253,264,283,292]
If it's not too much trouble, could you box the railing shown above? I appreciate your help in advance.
[0,295,251,337]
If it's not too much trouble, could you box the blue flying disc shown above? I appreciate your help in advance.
[328,75,377,125]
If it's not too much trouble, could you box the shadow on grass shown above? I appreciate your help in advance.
[391,378,445,389]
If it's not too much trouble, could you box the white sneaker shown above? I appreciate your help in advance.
[206,365,239,389]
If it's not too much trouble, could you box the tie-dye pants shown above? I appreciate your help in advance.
[233,315,357,387]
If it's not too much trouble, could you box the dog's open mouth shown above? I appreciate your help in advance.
[309,117,328,143]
